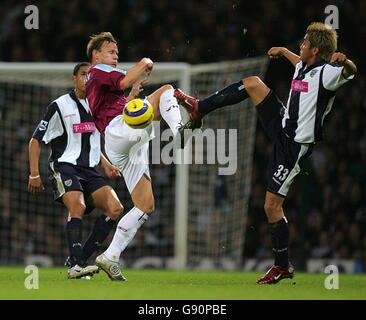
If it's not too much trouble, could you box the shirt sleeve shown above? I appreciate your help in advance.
[322,63,355,91]
[92,64,126,90]
[32,102,64,144]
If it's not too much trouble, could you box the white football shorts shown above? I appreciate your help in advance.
[104,115,155,194]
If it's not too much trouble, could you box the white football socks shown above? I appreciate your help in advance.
[159,88,182,136]
[104,207,148,262]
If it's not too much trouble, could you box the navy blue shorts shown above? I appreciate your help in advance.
[256,91,313,197]
[48,162,109,210]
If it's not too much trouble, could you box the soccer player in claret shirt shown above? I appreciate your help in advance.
[174,22,357,284]
[85,32,183,280]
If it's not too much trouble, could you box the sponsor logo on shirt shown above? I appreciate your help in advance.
[73,122,96,133]
[291,80,308,92]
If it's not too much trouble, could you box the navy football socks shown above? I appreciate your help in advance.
[269,217,290,268]
[198,80,249,116]
[65,218,83,267]
[82,215,115,263]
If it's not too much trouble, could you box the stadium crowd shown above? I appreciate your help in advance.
[0,0,365,271]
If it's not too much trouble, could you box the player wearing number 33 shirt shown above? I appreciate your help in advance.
[172,23,357,284]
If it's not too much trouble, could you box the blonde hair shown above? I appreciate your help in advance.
[86,32,117,61]
[306,22,337,61]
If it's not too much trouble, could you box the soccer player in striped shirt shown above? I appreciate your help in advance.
[174,22,357,284]
[28,63,124,279]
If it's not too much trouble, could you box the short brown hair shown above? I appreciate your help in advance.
[306,22,337,61]
[86,32,117,61]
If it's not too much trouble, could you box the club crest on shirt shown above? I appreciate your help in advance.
[64,179,73,187]
[310,69,318,78]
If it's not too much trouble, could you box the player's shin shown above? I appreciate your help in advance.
[65,217,83,266]
[198,80,249,117]
[159,88,183,136]
[103,207,149,262]
[269,217,290,268]
[81,215,115,263]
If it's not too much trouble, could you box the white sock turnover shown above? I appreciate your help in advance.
[159,88,183,136]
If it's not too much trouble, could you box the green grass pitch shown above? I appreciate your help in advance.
[0,267,365,300]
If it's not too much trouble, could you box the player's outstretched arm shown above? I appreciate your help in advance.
[267,47,300,67]
[330,52,357,78]
[120,58,153,90]
[28,138,44,193]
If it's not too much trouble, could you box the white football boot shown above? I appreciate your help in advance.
[67,264,99,279]
[95,253,127,281]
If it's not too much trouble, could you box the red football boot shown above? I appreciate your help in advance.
[174,88,202,129]
[256,264,295,284]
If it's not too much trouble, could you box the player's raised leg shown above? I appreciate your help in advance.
[147,84,183,136]
[174,76,270,129]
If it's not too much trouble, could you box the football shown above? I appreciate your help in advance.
[123,98,154,129]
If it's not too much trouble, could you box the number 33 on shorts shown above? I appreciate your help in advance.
[273,165,289,182]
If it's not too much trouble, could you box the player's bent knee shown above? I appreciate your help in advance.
[264,201,282,212]
[136,198,155,214]
[107,202,124,220]
[264,202,283,220]
[161,84,173,92]
[69,202,87,218]
[264,202,277,213]
[147,203,155,215]
[143,202,155,215]
[243,76,263,90]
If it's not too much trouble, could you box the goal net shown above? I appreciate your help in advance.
[185,59,268,269]
[0,58,268,269]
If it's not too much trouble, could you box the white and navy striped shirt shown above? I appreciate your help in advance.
[282,61,354,143]
[33,91,101,167]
